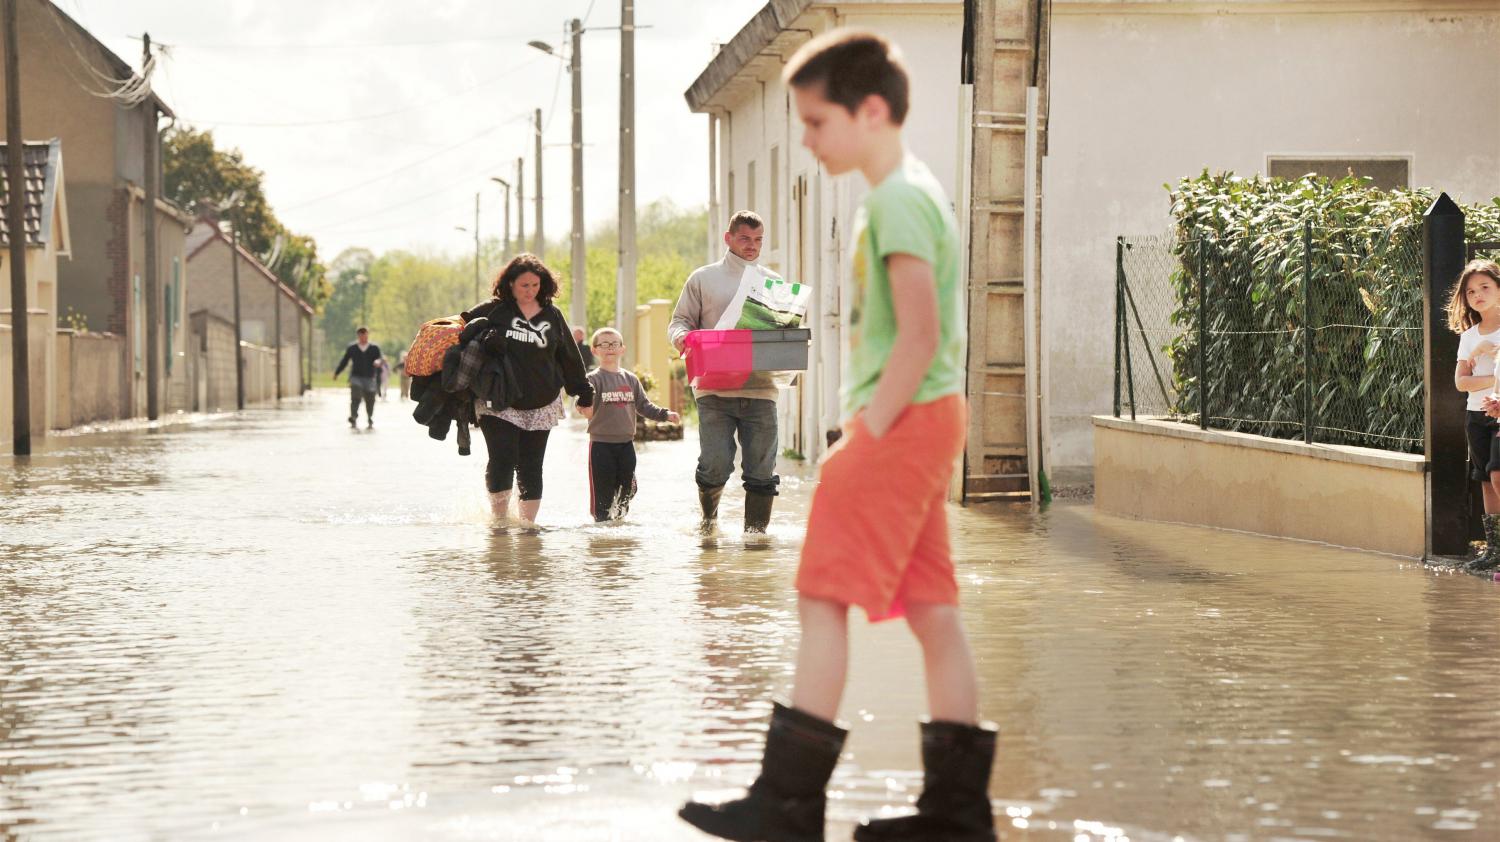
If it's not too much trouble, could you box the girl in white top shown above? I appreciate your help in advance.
[1450,259,1500,571]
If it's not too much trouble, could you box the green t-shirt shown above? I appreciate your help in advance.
[842,155,966,419]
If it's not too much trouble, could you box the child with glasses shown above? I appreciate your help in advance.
[581,327,680,521]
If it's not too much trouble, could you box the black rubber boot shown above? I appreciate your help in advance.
[680,702,847,842]
[853,720,999,842]
[744,491,775,534]
[1466,514,1500,572]
[699,485,725,533]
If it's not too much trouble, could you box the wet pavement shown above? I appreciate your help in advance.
[1,390,1498,841]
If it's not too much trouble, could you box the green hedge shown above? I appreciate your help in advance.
[1165,171,1500,452]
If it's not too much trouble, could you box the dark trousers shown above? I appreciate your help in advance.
[349,377,377,422]
[478,416,550,499]
[589,441,638,521]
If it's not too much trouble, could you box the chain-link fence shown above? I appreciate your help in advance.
[1115,222,1425,454]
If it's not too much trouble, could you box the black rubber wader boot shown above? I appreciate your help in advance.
[1466,513,1500,572]
[679,702,847,842]
[853,720,999,842]
[744,491,775,534]
[699,485,725,533]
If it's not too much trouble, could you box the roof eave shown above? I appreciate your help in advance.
[684,0,815,113]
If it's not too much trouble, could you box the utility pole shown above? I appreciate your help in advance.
[142,33,161,420]
[534,108,544,255]
[472,192,481,301]
[4,0,30,454]
[617,0,637,366]
[230,211,244,410]
[492,177,511,257]
[569,17,586,330]
[516,157,525,253]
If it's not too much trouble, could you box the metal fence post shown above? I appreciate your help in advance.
[1197,238,1209,430]
[1114,237,1124,418]
[1423,193,1468,560]
[1303,220,1315,445]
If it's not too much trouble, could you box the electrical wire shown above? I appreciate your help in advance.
[279,114,531,212]
[179,53,548,129]
[305,155,523,232]
[154,30,556,51]
[45,3,157,105]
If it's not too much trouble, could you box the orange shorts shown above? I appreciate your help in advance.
[796,394,967,622]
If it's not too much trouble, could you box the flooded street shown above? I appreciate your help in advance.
[2,390,1498,841]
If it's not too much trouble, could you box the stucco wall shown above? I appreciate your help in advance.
[53,330,126,428]
[0,313,52,439]
[1094,415,1425,557]
[190,308,297,412]
[1045,5,1500,470]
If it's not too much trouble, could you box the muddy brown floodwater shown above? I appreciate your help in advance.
[1,391,1497,840]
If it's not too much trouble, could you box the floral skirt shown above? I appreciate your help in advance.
[477,394,564,432]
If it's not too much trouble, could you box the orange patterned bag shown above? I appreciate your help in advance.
[405,316,466,377]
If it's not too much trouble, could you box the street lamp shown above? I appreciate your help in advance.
[529,19,586,330]
[491,177,512,255]
[455,196,480,302]
[353,272,369,326]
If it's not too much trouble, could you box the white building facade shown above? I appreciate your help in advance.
[686,0,965,464]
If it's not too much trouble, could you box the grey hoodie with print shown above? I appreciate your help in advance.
[585,367,672,443]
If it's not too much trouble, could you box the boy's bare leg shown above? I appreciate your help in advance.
[489,491,510,519]
[906,602,979,724]
[518,499,541,523]
[790,595,850,721]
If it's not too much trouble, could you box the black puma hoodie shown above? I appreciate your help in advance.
[462,298,593,411]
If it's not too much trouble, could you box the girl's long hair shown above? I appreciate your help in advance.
[1447,259,1500,333]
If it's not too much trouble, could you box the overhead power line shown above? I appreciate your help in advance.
[179,53,548,128]
[279,114,531,212]
[153,31,557,51]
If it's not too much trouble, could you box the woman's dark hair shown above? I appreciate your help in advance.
[492,253,558,306]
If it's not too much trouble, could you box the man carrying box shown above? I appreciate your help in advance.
[670,211,780,534]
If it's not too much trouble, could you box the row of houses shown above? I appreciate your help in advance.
[689,0,1500,496]
[0,0,311,441]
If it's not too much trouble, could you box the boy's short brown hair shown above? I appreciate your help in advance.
[783,29,909,125]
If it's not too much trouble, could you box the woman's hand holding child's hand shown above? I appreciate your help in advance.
[667,411,681,424]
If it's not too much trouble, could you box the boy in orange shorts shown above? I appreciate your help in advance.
[680,29,997,842]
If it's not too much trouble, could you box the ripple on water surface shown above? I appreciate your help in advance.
[1,393,1497,839]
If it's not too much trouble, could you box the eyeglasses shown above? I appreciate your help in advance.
[594,341,623,349]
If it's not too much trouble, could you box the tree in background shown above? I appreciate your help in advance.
[551,198,707,332]
[315,199,709,378]
[163,126,331,309]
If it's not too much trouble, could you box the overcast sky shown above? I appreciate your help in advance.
[61,0,767,261]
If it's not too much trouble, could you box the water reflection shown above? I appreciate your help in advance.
[0,393,1496,839]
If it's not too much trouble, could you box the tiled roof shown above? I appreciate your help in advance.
[0,140,60,248]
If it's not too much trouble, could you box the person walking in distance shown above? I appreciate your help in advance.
[334,327,384,429]
[669,211,780,533]
[574,325,597,370]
